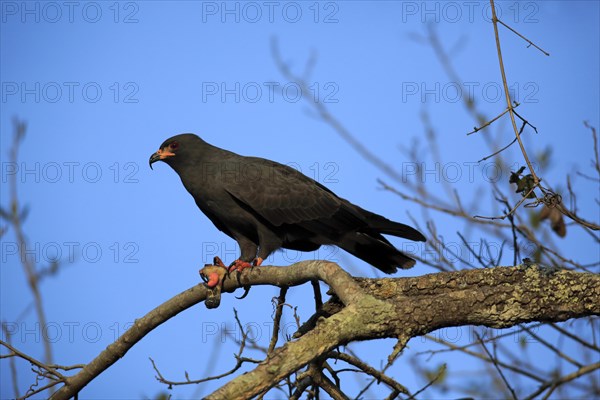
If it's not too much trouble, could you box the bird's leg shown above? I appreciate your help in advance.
[228,239,259,273]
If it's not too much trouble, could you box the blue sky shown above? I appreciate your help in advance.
[1,1,599,399]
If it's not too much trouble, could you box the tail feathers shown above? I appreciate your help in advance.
[338,231,417,274]
[359,208,426,242]
[375,221,426,242]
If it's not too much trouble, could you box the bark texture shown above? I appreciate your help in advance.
[50,262,599,400]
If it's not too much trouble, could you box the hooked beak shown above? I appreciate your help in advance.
[149,149,175,170]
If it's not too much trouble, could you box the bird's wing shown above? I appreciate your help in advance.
[222,158,342,226]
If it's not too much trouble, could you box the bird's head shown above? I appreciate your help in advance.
[149,133,204,170]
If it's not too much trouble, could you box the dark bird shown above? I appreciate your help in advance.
[149,134,425,282]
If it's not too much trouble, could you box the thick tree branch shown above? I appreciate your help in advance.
[49,262,599,400]
[209,264,599,399]
[49,261,360,399]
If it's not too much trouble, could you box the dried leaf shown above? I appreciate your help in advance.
[540,205,566,237]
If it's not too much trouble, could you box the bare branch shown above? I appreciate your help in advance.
[270,37,405,185]
[5,119,55,371]
[206,265,599,399]
[149,309,261,388]
[473,183,541,221]
[524,362,600,400]
[519,325,583,368]
[419,332,547,383]
[0,339,84,400]
[475,332,518,400]
[406,364,446,400]
[495,18,550,56]
[489,0,542,196]
[2,323,20,399]
[467,103,517,135]
[312,366,349,400]
[583,121,600,177]
[49,260,369,400]
[478,119,527,163]
[24,261,596,400]
[378,179,511,228]
[549,323,600,352]
[268,287,289,355]
[328,351,408,395]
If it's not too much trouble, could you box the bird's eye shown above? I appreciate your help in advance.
[169,141,179,150]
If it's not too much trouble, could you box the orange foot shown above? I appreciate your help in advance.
[228,257,263,273]
[200,256,229,288]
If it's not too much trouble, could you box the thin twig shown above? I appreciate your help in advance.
[150,309,260,387]
[268,287,289,354]
[6,119,55,373]
[478,119,527,163]
[22,379,63,400]
[271,37,405,185]
[354,337,410,399]
[379,179,511,228]
[406,364,446,400]
[328,351,409,395]
[0,340,84,380]
[496,18,550,56]
[2,323,20,399]
[523,362,600,400]
[467,104,517,135]
[512,109,538,133]
[313,368,349,400]
[495,196,520,265]
[474,184,537,220]
[322,360,341,388]
[549,323,600,352]
[456,232,490,268]
[0,339,85,400]
[583,121,600,176]
[420,334,545,382]
[554,202,600,231]
[490,0,541,192]
[520,325,583,368]
[475,332,518,400]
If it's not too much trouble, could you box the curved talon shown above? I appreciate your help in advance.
[235,286,252,299]
[228,259,253,273]
[213,256,227,267]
